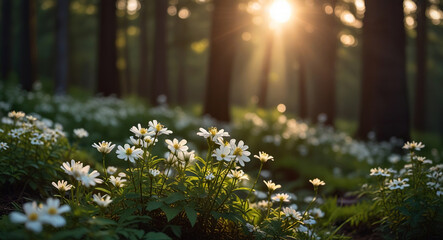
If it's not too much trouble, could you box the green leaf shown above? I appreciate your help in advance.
[52,227,89,240]
[95,187,111,195]
[161,205,182,222]
[164,192,185,204]
[167,225,182,238]
[184,206,197,227]
[146,201,164,211]
[88,217,117,226]
[144,232,172,240]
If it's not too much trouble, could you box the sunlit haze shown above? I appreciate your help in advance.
[269,0,292,23]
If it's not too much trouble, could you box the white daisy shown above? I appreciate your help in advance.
[229,139,251,167]
[272,193,291,202]
[402,141,425,151]
[116,144,143,163]
[309,178,325,187]
[9,201,43,233]
[80,170,103,187]
[263,180,281,192]
[109,175,126,188]
[130,123,151,137]
[165,138,188,153]
[92,141,115,154]
[52,180,73,192]
[73,128,88,138]
[197,127,230,141]
[148,120,172,136]
[254,151,274,163]
[106,166,118,175]
[93,193,112,207]
[40,198,70,227]
[0,142,8,150]
[212,145,233,162]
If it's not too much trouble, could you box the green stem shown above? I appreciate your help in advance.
[243,162,263,208]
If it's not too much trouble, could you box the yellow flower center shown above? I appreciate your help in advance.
[126,148,133,155]
[140,128,147,134]
[48,207,57,215]
[156,124,162,132]
[28,213,38,221]
[221,154,226,158]
[209,127,218,136]
[233,147,243,156]
[173,143,180,149]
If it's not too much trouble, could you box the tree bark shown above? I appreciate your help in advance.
[19,0,37,91]
[97,0,120,97]
[138,0,150,99]
[413,0,428,131]
[203,0,239,122]
[55,0,69,95]
[311,0,337,125]
[151,0,169,105]
[176,16,188,104]
[122,0,132,95]
[1,0,12,80]
[357,0,410,141]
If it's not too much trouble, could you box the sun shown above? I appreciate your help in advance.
[269,0,292,24]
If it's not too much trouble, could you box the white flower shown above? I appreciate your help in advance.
[106,166,118,175]
[116,144,143,163]
[402,141,425,151]
[387,178,410,190]
[8,110,25,119]
[149,169,161,177]
[143,135,158,147]
[0,142,8,150]
[197,127,229,141]
[263,180,281,192]
[177,150,195,164]
[40,198,70,227]
[229,139,251,167]
[109,175,126,188]
[212,145,233,162]
[93,193,112,207]
[80,170,103,187]
[369,167,391,177]
[73,128,88,138]
[130,123,150,137]
[309,178,325,187]
[388,154,401,164]
[30,138,44,145]
[309,208,325,218]
[61,160,89,180]
[227,169,249,181]
[205,172,215,181]
[148,120,172,135]
[52,180,73,192]
[272,193,291,202]
[304,218,317,225]
[9,201,43,233]
[282,207,302,220]
[92,141,116,154]
[254,151,274,163]
[165,138,189,153]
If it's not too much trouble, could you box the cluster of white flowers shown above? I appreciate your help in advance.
[60,160,103,187]
[386,178,410,190]
[369,167,395,177]
[9,198,70,233]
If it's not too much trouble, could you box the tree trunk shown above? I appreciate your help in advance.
[413,0,428,131]
[55,0,69,95]
[203,0,239,122]
[19,0,37,91]
[151,0,169,105]
[257,30,274,108]
[97,0,120,97]
[0,0,12,80]
[123,0,132,95]
[311,0,337,125]
[138,0,150,99]
[357,0,410,141]
[176,16,188,104]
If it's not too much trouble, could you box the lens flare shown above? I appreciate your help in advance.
[269,0,292,23]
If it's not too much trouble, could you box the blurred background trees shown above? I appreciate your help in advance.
[0,0,443,140]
